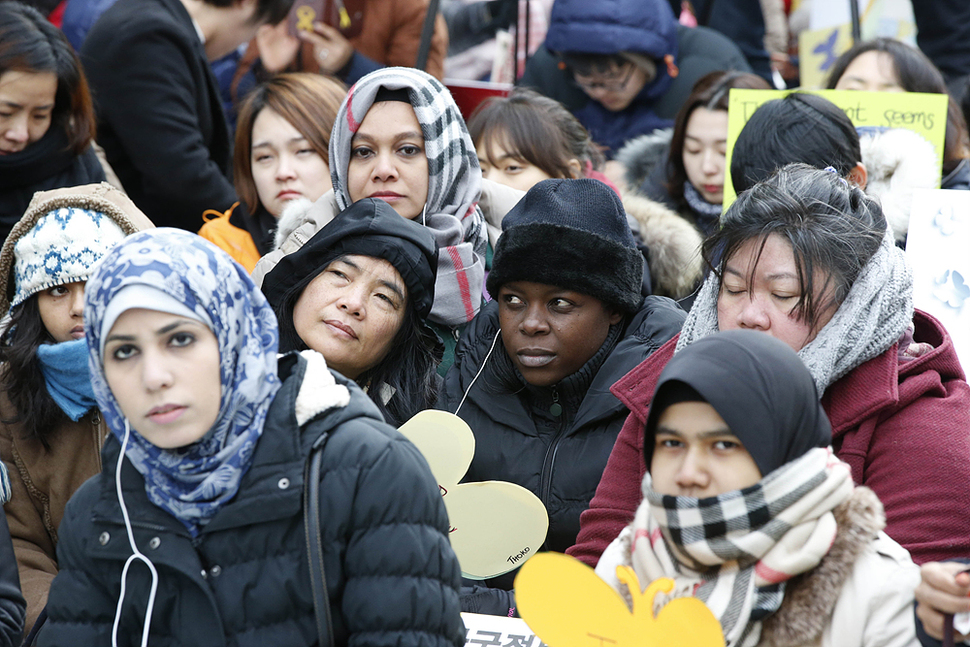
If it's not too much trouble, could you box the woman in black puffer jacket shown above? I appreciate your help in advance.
[38,228,463,647]
[441,179,684,614]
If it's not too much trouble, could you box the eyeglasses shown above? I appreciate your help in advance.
[572,63,636,93]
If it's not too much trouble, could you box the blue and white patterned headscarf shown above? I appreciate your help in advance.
[84,228,281,537]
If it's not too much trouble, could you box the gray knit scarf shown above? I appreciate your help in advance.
[676,230,913,393]
[330,67,488,326]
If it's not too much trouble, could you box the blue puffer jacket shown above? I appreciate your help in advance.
[38,352,464,647]
[520,0,750,157]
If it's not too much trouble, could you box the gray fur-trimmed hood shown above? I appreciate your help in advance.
[615,129,673,191]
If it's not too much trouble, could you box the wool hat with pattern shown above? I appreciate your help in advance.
[11,208,126,309]
[486,178,644,313]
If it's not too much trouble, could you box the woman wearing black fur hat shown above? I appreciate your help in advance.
[441,178,685,614]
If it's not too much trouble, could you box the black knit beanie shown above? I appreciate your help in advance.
[486,178,644,313]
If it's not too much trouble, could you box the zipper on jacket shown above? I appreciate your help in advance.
[538,387,568,510]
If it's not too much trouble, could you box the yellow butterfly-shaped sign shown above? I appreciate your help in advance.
[514,552,725,647]
[398,410,549,580]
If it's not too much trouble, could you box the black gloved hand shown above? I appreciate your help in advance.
[485,0,518,32]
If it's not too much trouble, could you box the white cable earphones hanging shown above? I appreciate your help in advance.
[454,329,501,416]
[112,419,159,647]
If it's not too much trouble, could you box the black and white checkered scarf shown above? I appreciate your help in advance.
[629,448,853,646]
[330,67,487,326]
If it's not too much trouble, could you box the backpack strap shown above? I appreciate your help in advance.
[303,431,334,647]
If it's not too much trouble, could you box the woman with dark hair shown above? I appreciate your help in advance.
[467,88,703,300]
[36,227,462,646]
[262,198,440,427]
[0,183,152,631]
[618,70,771,236]
[827,37,970,191]
[0,1,104,243]
[199,73,346,272]
[568,164,970,570]
[468,88,604,192]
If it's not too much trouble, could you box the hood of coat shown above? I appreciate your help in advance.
[544,0,679,108]
[0,182,155,313]
[759,486,886,646]
[622,193,702,299]
[448,297,684,432]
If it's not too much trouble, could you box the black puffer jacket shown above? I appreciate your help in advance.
[442,297,684,558]
[38,352,464,647]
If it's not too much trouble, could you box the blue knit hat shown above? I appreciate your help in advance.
[11,207,126,309]
[486,178,644,313]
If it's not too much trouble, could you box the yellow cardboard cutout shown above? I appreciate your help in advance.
[723,88,948,207]
[798,24,854,90]
[398,410,549,580]
[514,552,725,647]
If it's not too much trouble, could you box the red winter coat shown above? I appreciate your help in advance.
[568,309,970,566]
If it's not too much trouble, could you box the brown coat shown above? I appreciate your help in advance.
[0,397,107,631]
[0,182,153,631]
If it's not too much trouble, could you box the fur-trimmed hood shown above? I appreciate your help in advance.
[623,193,702,299]
[859,127,939,245]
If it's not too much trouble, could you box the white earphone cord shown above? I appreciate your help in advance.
[112,420,159,647]
[454,329,500,416]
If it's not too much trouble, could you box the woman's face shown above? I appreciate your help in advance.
[716,234,838,352]
[292,254,408,380]
[497,281,622,387]
[834,51,904,93]
[346,101,429,220]
[650,401,761,498]
[682,107,729,204]
[250,107,331,218]
[37,281,87,343]
[0,70,57,155]
[103,309,221,449]
[476,135,557,192]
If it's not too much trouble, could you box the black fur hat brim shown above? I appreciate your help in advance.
[486,223,644,313]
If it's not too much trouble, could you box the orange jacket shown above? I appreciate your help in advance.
[198,203,262,274]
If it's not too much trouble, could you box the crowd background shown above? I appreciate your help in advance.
[1,0,970,645]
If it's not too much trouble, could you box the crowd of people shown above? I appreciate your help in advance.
[1,0,970,644]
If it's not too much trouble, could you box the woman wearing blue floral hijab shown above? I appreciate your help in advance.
[37,229,463,647]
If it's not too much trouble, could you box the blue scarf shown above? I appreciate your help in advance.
[36,339,97,421]
[84,229,282,537]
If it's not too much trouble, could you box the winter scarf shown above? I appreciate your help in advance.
[630,448,853,647]
[330,67,488,326]
[682,181,722,220]
[676,229,913,393]
[36,339,98,421]
[83,229,282,537]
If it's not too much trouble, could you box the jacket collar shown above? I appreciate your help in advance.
[90,352,358,536]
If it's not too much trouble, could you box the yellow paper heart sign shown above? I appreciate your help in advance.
[398,410,549,580]
[514,552,725,647]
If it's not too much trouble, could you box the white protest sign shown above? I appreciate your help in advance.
[906,190,970,371]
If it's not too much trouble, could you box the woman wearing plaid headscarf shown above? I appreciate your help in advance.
[254,67,523,375]
[596,329,920,647]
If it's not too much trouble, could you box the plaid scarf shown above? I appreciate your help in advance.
[330,67,487,326]
[630,448,853,647]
